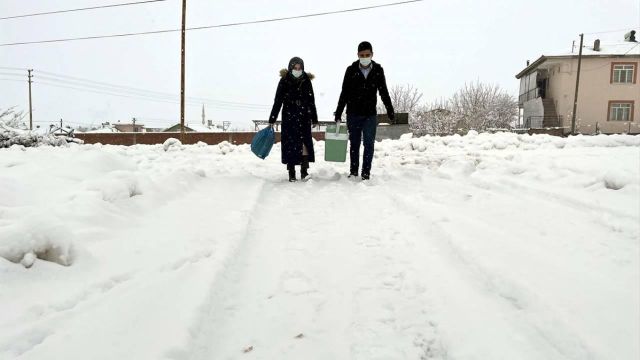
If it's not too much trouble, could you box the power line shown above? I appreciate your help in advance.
[0,66,27,71]
[34,75,269,109]
[188,0,424,31]
[0,0,170,21]
[0,72,25,77]
[33,80,266,111]
[35,70,269,107]
[0,0,424,47]
[583,27,638,35]
[33,120,86,126]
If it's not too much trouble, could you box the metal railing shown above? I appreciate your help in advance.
[518,87,541,104]
[522,116,563,129]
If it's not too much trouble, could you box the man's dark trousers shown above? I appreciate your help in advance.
[347,114,377,175]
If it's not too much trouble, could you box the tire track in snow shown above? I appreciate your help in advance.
[387,180,599,360]
[0,251,225,359]
[166,179,270,360]
[0,178,266,360]
[181,179,448,360]
[181,180,330,360]
[471,176,638,221]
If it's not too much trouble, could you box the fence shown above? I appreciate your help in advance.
[75,131,326,146]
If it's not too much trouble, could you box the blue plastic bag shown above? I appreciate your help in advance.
[251,126,275,159]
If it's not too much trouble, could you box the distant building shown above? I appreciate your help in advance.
[163,121,223,132]
[114,123,145,133]
[144,127,165,133]
[516,31,639,134]
[83,127,120,134]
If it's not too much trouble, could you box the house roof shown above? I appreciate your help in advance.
[163,123,223,132]
[82,127,121,133]
[186,124,223,132]
[516,41,640,79]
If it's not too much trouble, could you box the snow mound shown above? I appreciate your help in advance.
[163,138,183,151]
[383,132,640,153]
[603,170,631,190]
[437,158,477,178]
[0,216,76,267]
[218,141,235,155]
[0,121,80,148]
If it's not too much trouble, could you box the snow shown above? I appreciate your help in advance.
[518,41,639,77]
[162,137,183,151]
[0,132,638,360]
[550,41,640,57]
[184,123,225,133]
[81,127,120,134]
[0,121,79,148]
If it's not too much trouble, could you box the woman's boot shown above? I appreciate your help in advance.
[301,155,309,180]
[287,164,297,182]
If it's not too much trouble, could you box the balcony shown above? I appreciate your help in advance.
[518,86,546,105]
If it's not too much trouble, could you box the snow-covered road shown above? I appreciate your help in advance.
[1,133,638,359]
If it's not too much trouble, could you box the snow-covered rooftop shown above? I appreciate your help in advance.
[184,123,224,133]
[549,41,640,57]
[81,127,121,134]
[516,41,640,78]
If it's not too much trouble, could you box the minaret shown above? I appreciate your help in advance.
[202,104,205,125]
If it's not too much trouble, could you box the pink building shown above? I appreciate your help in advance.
[516,32,639,134]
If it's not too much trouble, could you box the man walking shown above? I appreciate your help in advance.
[334,41,394,180]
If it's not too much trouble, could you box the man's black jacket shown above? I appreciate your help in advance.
[335,60,394,120]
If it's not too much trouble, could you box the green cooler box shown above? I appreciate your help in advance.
[324,123,349,162]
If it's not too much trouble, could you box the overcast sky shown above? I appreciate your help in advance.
[1,0,639,130]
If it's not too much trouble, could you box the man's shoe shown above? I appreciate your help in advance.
[361,173,370,180]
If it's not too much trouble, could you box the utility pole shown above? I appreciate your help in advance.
[180,0,186,142]
[132,117,137,145]
[28,69,33,130]
[571,33,584,135]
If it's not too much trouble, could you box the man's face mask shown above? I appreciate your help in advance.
[292,69,303,78]
[359,57,372,66]
[358,51,372,66]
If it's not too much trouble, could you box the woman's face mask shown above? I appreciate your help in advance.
[291,69,303,78]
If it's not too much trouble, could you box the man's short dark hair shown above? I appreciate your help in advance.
[358,41,373,52]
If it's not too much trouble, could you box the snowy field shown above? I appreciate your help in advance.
[1,132,639,360]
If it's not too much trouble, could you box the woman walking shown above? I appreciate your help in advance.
[269,57,318,182]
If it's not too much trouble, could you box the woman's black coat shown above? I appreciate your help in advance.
[269,69,318,165]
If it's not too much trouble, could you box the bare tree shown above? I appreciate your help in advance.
[449,81,518,132]
[411,98,462,136]
[0,107,27,129]
[377,84,423,116]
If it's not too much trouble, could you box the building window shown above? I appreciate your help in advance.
[608,101,634,121]
[611,63,637,84]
